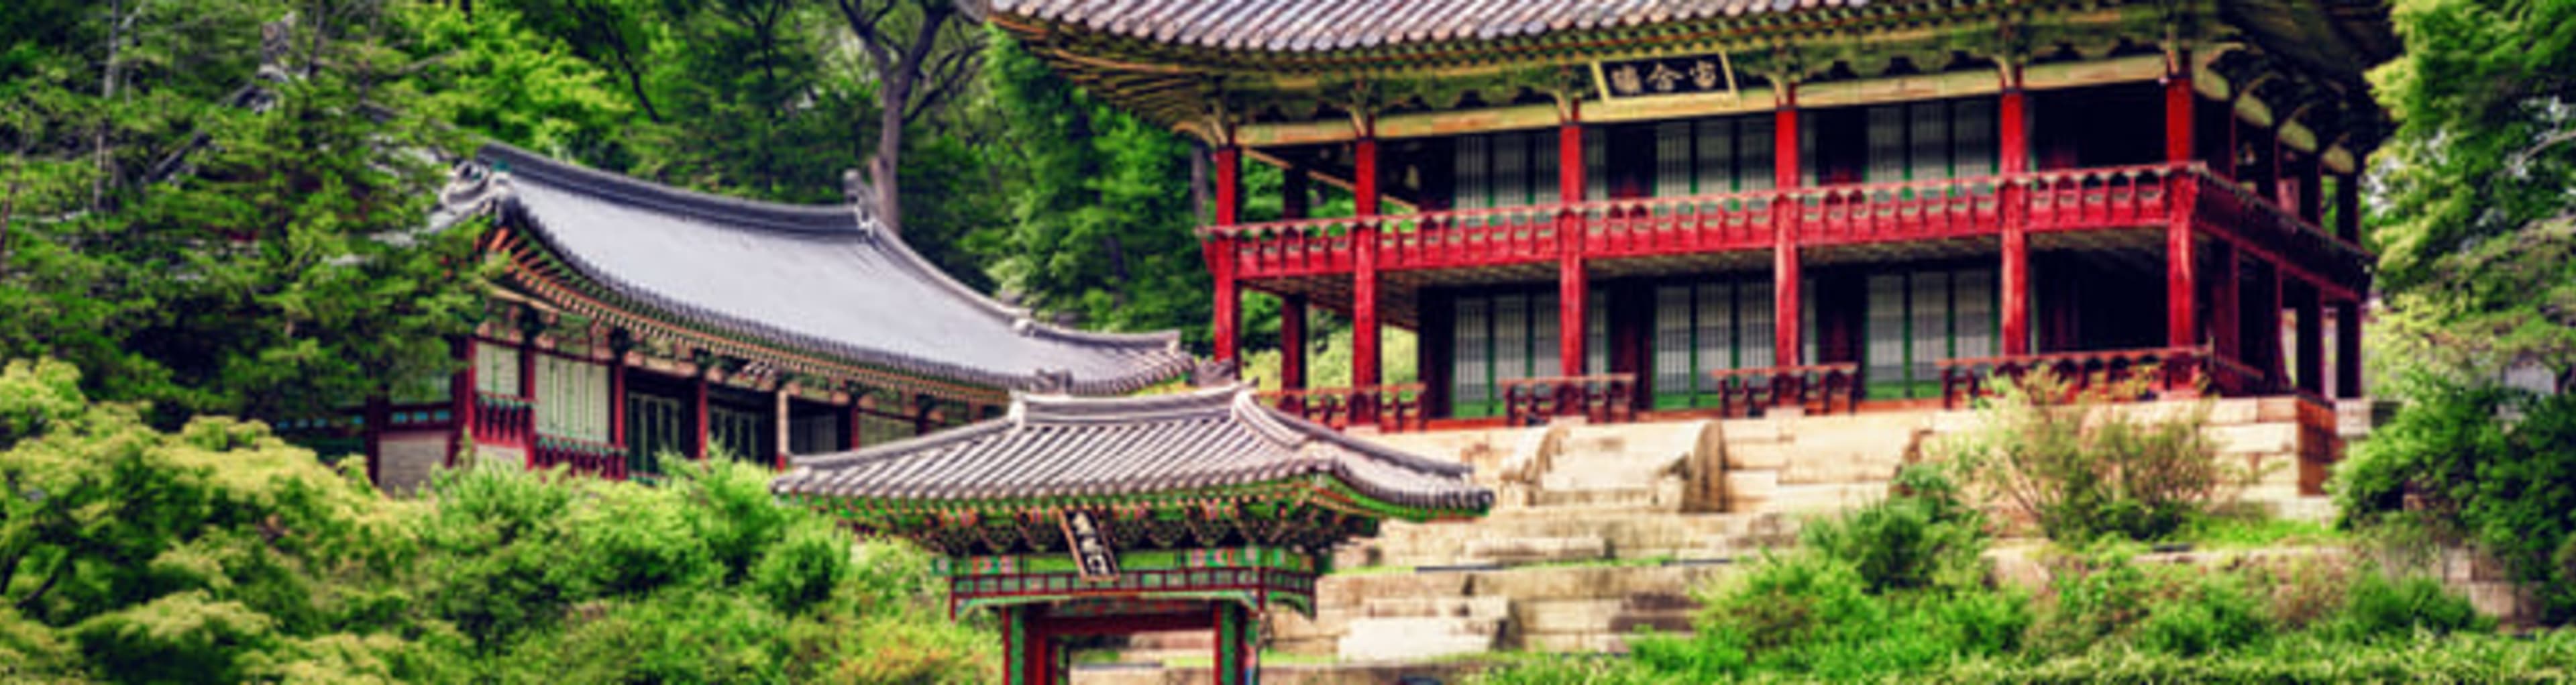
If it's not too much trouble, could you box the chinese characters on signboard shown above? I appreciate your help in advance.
[1593,53,1738,101]
[1060,511,1120,580]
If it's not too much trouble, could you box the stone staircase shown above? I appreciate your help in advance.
[1088,397,2340,677]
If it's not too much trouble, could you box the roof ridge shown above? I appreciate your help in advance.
[478,142,867,236]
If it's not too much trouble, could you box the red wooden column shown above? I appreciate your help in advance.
[2295,282,2323,395]
[1280,297,1307,389]
[1211,144,1243,366]
[1771,85,1803,369]
[2165,60,2201,352]
[609,344,629,477]
[845,396,866,452]
[773,386,792,471]
[1557,111,1587,376]
[689,371,710,461]
[1279,170,1309,390]
[1352,127,1383,389]
[1999,68,2032,356]
[451,337,477,464]
[2336,299,2364,398]
[518,335,539,466]
[2260,262,2286,390]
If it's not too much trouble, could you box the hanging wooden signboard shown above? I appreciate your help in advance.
[1060,511,1120,580]
[1593,52,1741,101]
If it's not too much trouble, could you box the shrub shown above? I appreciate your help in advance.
[1800,463,1988,593]
[2330,573,2492,639]
[2334,372,2576,623]
[1945,368,2251,543]
[2135,573,2272,656]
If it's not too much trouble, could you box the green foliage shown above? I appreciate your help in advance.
[2330,573,2493,640]
[1799,463,1988,593]
[0,358,993,682]
[2335,372,2576,623]
[1946,369,2247,543]
[2367,0,2576,377]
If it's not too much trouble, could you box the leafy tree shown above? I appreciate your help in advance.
[2,0,485,426]
[2334,372,2576,623]
[2368,0,2576,389]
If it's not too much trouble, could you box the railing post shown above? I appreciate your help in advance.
[2000,68,2031,356]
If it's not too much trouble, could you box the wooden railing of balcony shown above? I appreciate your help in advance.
[1258,384,1427,433]
[534,434,627,480]
[1934,346,2273,409]
[1705,364,1864,418]
[472,392,533,448]
[1498,374,1638,426]
[1203,163,2366,297]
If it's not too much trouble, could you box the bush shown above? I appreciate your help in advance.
[2334,372,2576,623]
[2135,573,2271,656]
[1946,368,2251,543]
[1799,463,1988,593]
[2330,574,2492,639]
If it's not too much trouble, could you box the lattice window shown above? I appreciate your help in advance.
[1587,291,1609,374]
[1867,105,1910,184]
[627,393,685,471]
[708,405,768,464]
[1912,102,1953,183]
[1741,281,1776,372]
[1495,132,1531,206]
[1454,134,1491,212]
[476,344,520,397]
[1530,132,1561,206]
[1911,270,1951,392]
[1652,286,1694,407]
[1532,293,1561,378]
[1697,119,1737,193]
[1954,268,1998,360]
[1585,128,1609,201]
[1952,99,1998,176]
[536,355,608,442]
[1495,295,1529,384]
[788,413,841,456]
[1452,297,1494,414]
[1866,274,1909,393]
[1694,283,1733,400]
[857,411,916,449]
[1739,116,1776,191]
[1655,121,1695,199]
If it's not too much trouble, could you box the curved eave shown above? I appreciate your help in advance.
[450,144,1194,396]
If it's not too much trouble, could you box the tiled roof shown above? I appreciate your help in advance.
[770,386,1493,517]
[437,143,1193,394]
[992,0,1867,54]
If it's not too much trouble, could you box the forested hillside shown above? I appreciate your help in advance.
[0,0,1343,427]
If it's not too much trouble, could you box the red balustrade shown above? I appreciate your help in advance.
[1705,364,1864,418]
[2184,166,2371,294]
[472,392,533,448]
[1258,384,1426,433]
[1226,217,1358,278]
[2025,164,2175,231]
[1377,206,1560,270]
[1935,346,2273,409]
[1794,176,2004,246]
[1498,374,1638,427]
[1581,194,1774,257]
[533,434,628,480]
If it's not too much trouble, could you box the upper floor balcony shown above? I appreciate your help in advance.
[1200,162,2367,299]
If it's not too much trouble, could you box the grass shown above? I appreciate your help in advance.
[2175,513,2346,549]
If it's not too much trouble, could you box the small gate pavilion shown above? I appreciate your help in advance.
[770,385,1492,684]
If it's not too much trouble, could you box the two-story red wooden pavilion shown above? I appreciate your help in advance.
[994,0,2391,427]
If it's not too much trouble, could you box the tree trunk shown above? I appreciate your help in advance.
[92,0,123,213]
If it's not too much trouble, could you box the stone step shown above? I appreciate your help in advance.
[1337,617,1505,662]
[1460,535,1609,565]
[1527,485,1665,509]
[1358,596,1511,620]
